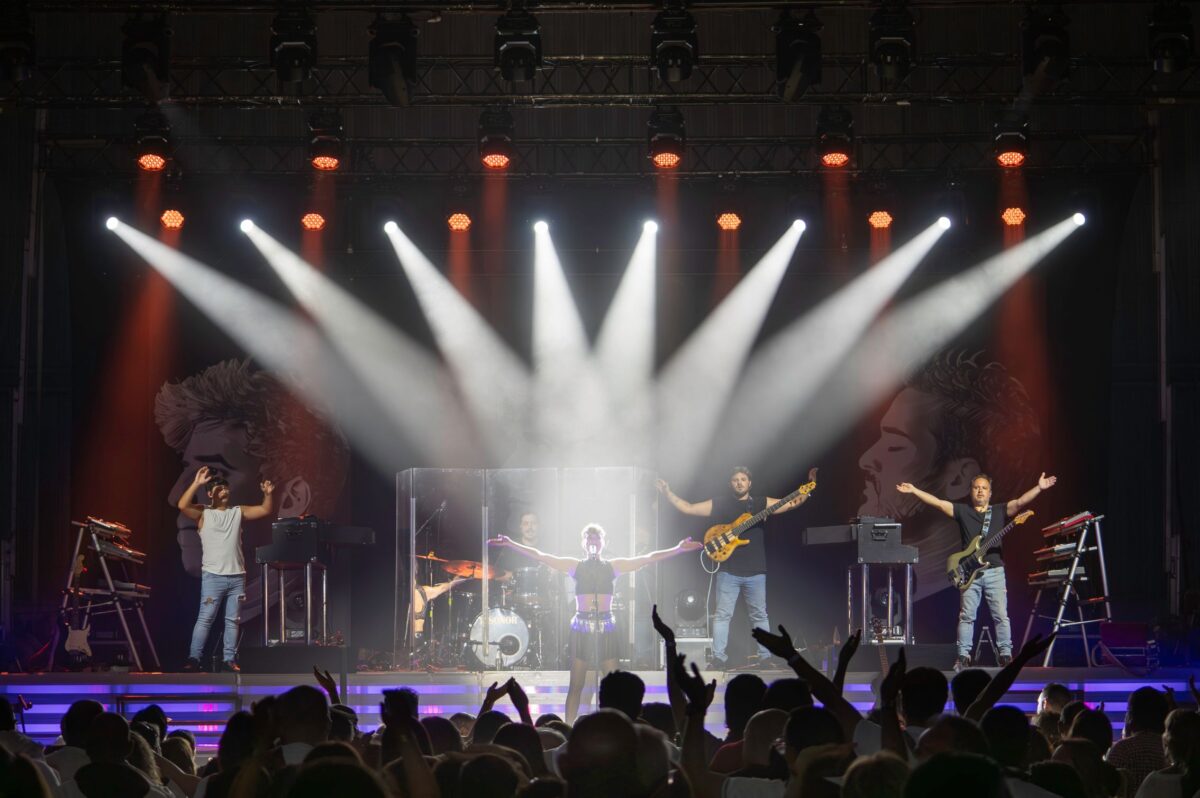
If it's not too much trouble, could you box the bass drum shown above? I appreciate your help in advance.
[467,608,530,669]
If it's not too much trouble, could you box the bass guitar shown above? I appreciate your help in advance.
[946,509,1034,591]
[702,481,816,563]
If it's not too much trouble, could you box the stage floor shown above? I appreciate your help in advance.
[2,667,1192,751]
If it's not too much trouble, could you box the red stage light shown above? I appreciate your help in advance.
[996,150,1026,168]
[160,209,184,229]
[447,213,472,232]
[482,153,511,170]
[301,212,326,231]
[138,153,166,172]
[868,211,893,229]
[311,155,340,171]
[717,213,742,231]
[652,151,682,169]
[1002,207,1026,226]
[821,151,850,168]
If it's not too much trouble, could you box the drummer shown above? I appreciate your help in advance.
[491,511,540,582]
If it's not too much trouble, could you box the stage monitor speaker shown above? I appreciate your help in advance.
[664,638,712,667]
[240,644,348,674]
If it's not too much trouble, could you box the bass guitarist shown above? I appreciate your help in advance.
[657,466,818,669]
[897,471,1057,671]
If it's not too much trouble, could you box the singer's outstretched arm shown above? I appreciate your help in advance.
[488,536,578,574]
[611,538,703,574]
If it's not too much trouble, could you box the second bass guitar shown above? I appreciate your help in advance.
[702,481,816,563]
[946,509,1034,591]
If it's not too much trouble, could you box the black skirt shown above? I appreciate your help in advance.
[567,612,622,663]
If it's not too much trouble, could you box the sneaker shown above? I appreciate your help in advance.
[708,657,729,671]
[180,658,202,673]
[997,653,1013,667]
[220,660,241,673]
[953,655,972,672]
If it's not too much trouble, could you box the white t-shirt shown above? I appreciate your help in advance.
[200,507,245,575]
[46,746,90,781]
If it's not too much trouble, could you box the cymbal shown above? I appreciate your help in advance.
[442,560,508,580]
[415,553,448,562]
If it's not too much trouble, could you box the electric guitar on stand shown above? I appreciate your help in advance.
[702,481,817,563]
[946,510,1034,591]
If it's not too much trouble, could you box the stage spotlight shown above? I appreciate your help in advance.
[271,7,317,86]
[869,211,893,230]
[1073,212,1086,226]
[1002,207,1027,227]
[938,216,952,230]
[675,588,706,624]
[369,14,419,106]
[644,220,659,233]
[1150,1,1193,73]
[533,220,548,233]
[775,9,822,101]
[869,0,915,85]
[1023,4,1071,83]
[240,219,254,233]
[105,217,119,231]
[121,13,171,103]
[793,219,806,231]
[816,105,853,168]
[134,111,171,172]
[301,212,326,231]
[479,107,515,170]
[494,7,542,83]
[384,220,398,234]
[447,212,472,232]
[717,213,742,231]
[651,2,698,84]
[0,5,35,85]
[308,111,343,171]
[994,115,1029,168]
[648,106,686,170]
[160,209,184,229]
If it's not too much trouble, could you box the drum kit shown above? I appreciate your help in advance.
[412,555,564,670]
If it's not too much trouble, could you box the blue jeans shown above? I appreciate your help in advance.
[189,572,245,663]
[957,566,1012,657]
[712,572,769,661]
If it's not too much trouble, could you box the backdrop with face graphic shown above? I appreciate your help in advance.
[43,169,1157,667]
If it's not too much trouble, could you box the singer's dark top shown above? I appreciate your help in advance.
[712,494,768,576]
[572,559,616,596]
[953,503,1007,567]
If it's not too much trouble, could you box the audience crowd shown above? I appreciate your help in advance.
[2,610,1199,798]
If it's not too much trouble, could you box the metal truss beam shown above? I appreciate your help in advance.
[9,55,1200,108]
[20,1,1171,11]
[42,131,1148,179]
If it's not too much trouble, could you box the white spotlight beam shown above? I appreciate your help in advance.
[654,220,805,485]
[715,219,948,464]
[241,222,473,463]
[595,222,658,406]
[532,223,613,464]
[108,220,409,472]
[765,214,1084,475]
[384,222,531,462]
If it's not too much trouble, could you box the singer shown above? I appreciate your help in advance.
[489,524,700,722]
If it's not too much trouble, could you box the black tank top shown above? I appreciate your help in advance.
[573,558,616,595]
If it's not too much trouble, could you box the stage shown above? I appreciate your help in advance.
[2,667,1192,753]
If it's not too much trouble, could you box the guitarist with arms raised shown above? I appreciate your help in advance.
[658,466,818,670]
[897,471,1057,671]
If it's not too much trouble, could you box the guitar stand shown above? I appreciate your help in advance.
[973,626,998,664]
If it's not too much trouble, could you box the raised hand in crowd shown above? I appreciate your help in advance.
[312,666,339,704]
[506,677,533,725]
[480,679,509,715]
[966,632,1057,721]
[834,627,863,691]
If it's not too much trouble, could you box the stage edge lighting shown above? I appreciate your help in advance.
[869,0,915,85]
[271,7,317,86]
[369,14,419,106]
[648,106,686,170]
[775,9,822,101]
[494,7,542,83]
[651,2,698,84]
[1150,1,1193,73]
[816,105,853,168]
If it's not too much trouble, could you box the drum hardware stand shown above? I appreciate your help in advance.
[405,502,447,669]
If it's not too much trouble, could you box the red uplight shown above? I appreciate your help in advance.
[301,213,326,231]
[447,213,472,232]
[160,209,185,229]
[868,211,893,229]
[652,152,682,169]
[996,150,1026,168]
[821,151,850,168]
[138,153,166,172]
[717,213,742,231]
[1002,207,1026,226]
[482,153,511,170]
[311,155,340,171]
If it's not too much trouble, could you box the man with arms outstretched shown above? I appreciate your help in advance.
[176,466,274,672]
[897,471,1056,670]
